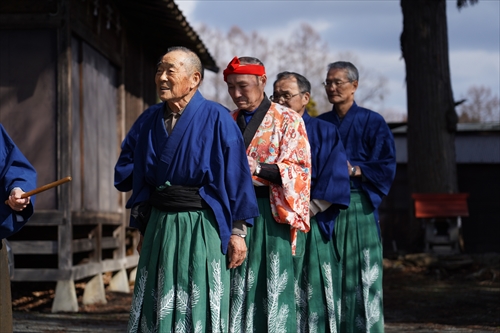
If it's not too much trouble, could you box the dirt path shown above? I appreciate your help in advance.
[12,313,499,333]
[11,253,500,332]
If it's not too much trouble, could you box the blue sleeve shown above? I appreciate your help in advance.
[202,107,260,253]
[222,131,259,223]
[114,131,137,192]
[311,124,350,208]
[307,119,350,240]
[114,105,161,192]
[356,116,396,210]
[0,125,37,239]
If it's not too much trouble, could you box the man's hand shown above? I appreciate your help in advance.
[8,188,30,212]
[247,156,257,175]
[227,235,247,268]
[347,160,359,177]
[137,234,144,255]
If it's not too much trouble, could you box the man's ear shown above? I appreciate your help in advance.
[191,72,202,88]
[303,92,311,106]
[259,74,267,87]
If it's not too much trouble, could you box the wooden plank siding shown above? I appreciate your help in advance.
[0,29,58,209]
[74,39,119,212]
[12,255,139,281]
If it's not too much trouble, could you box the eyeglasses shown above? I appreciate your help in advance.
[270,93,301,102]
[322,80,352,88]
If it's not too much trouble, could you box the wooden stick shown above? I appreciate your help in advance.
[4,176,72,204]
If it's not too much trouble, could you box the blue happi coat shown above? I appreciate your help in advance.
[303,111,350,239]
[115,91,259,253]
[318,102,396,221]
[0,124,37,239]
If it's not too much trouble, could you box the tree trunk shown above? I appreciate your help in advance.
[401,0,459,250]
[401,0,459,194]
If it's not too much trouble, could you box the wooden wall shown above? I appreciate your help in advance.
[0,0,138,282]
[70,36,119,213]
[0,0,217,285]
[0,29,58,209]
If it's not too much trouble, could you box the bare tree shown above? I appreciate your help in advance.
[457,85,500,123]
[272,39,296,74]
[196,24,389,115]
[285,23,332,113]
[196,25,274,109]
[196,24,232,106]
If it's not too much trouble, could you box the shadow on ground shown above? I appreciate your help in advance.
[11,253,500,332]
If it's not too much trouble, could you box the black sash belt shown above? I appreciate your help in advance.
[149,185,209,212]
[254,186,270,198]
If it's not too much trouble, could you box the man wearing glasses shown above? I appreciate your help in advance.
[223,57,311,333]
[273,71,351,333]
[318,61,396,333]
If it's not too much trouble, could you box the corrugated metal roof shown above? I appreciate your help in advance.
[115,0,218,72]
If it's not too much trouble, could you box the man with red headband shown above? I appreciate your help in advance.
[223,56,311,333]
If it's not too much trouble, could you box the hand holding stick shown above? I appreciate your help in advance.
[4,176,72,205]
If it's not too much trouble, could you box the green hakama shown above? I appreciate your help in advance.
[294,217,342,333]
[229,197,297,333]
[128,208,231,333]
[336,189,384,333]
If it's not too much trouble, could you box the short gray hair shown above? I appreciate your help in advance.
[327,61,359,82]
[164,46,204,79]
[274,72,311,94]
[238,56,265,67]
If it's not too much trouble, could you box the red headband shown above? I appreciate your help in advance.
[223,56,266,82]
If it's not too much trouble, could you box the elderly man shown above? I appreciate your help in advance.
[318,61,396,333]
[223,57,311,333]
[273,71,350,333]
[0,124,37,332]
[117,47,259,333]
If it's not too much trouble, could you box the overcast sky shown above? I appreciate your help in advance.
[176,0,500,118]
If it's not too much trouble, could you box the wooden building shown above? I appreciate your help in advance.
[0,0,217,312]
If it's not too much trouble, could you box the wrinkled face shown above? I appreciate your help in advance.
[155,50,197,102]
[272,77,309,116]
[226,74,267,111]
[324,68,358,106]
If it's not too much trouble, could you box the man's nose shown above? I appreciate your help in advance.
[159,71,168,81]
[233,88,243,98]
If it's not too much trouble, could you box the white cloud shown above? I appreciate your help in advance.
[178,0,499,119]
[450,50,500,99]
